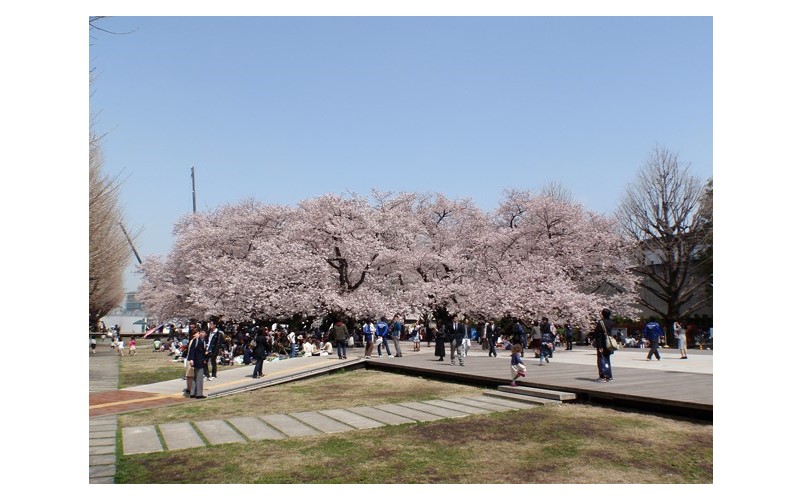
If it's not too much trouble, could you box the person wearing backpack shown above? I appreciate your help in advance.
[593,308,615,383]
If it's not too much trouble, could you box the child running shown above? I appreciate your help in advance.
[510,344,526,387]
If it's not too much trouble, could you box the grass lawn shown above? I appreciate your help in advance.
[116,370,712,484]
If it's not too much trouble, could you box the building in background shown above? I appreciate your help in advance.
[100,292,149,334]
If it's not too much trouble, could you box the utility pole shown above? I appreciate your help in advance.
[191,166,197,214]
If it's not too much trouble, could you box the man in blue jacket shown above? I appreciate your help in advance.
[375,317,391,357]
[644,321,664,361]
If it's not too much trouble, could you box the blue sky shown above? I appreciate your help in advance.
[89,16,712,290]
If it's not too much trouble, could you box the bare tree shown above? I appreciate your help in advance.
[89,16,139,330]
[617,145,711,341]
[89,135,131,329]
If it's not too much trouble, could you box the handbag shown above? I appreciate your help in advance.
[347,336,354,347]
[599,320,618,352]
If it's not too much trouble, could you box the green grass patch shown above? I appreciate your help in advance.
[114,362,712,484]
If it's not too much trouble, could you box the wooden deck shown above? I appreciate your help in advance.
[365,346,713,420]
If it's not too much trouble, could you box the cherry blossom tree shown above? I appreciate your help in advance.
[138,187,639,331]
[485,188,639,330]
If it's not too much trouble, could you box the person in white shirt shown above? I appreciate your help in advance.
[300,336,313,357]
[288,331,297,358]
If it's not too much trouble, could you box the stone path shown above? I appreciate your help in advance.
[121,393,545,456]
[89,350,120,483]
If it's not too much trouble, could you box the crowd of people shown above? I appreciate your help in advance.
[94,311,702,392]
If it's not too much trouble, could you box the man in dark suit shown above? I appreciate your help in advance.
[188,330,207,398]
[204,321,223,380]
[485,320,499,357]
[445,317,467,366]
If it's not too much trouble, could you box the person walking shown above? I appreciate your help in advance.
[390,314,404,357]
[644,321,664,360]
[376,317,391,357]
[188,330,207,398]
[565,322,574,350]
[412,321,423,352]
[128,337,137,356]
[432,325,446,361]
[332,317,349,359]
[252,327,269,378]
[362,319,375,359]
[461,318,472,357]
[486,320,498,357]
[539,317,553,365]
[594,308,615,382]
[510,344,526,387]
[513,319,527,357]
[90,335,97,355]
[446,317,466,366]
[675,321,688,359]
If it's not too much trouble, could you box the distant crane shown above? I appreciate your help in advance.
[191,165,197,214]
[119,222,142,265]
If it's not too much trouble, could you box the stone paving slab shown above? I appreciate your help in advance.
[159,422,205,451]
[90,424,118,433]
[445,396,516,412]
[423,399,491,415]
[91,415,118,423]
[90,430,116,439]
[90,476,115,484]
[90,437,116,447]
[195,420,246,445]
[122,425,163,455]
[467,394,535,409]
[90,453,117,466]
[90,445,117,455]
[397,401,469,418]
[290,411,356,434]
[374,403,443,422]
[483,389,561,406]
[320,409,386,430]
[347,406,416,425]
[89,465,117,479]
[228,416,287,441]
[260,414,322,437]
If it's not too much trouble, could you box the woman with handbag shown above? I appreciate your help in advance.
[593,308,615,382]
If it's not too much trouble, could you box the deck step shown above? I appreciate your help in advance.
[483,389,561,406]
[495,385,577,401]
